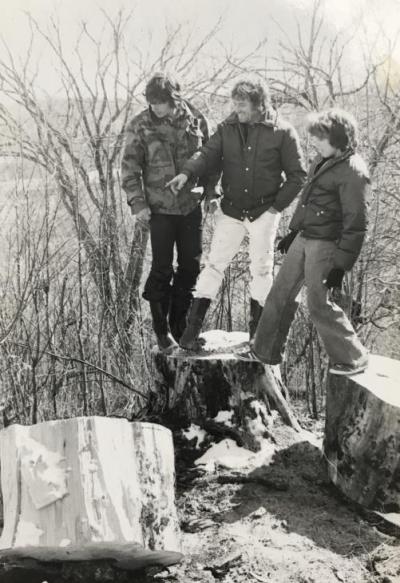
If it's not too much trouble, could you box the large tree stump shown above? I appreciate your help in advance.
[153,331,300,449]
[0,417,182,573]
[324,354,400,515]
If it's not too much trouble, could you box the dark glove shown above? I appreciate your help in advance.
[277,231,298,254]
[325,268,345,290]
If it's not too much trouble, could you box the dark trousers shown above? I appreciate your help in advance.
[142,207,202,305]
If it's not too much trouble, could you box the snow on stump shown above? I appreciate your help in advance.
[324,354,400,519]
[153,330,300,450]
[0,417,182,574]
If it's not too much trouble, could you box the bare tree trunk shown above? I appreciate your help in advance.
[324,354,400,511]
[152,331,301,450]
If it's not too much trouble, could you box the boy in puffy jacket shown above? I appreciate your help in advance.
[252,108,370,375]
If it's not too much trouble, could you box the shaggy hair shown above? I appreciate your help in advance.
[231,79,270,112]
[145,73,181,106]
[307,109,358,151]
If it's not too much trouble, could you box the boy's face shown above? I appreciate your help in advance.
[233,97,259,123]
[149,100,174,119]
[311,135,340,158]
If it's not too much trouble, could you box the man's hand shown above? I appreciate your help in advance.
[203,198,219,214]
[165,174,188,195]
[136,207,151,226]
[324,268,345,290]
[277,231,297,254]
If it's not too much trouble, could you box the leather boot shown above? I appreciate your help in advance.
[169,295,191,343]
[179,298,211,350]
[249,298,263,341]
[149,301,178,354]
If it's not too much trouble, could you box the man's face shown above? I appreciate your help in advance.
[311,135,340,158]
[233,97,259,123]
[149,100,174,119]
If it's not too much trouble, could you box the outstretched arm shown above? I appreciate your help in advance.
[166,125,223,194]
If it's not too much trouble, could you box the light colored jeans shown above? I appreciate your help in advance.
[195,209,281,304]
[253,234,368,366]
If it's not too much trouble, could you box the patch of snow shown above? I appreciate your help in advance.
[182,424,207,448]
[351,354,400,407]
[213,410,234,426]
[14,520,44,547]
[247,400,272,442]
[200,330,248,351]
[195,438,275,471]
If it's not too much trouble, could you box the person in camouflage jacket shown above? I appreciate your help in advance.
[121,73,218,353]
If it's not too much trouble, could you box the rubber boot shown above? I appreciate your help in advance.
[249,298,263,341]
[149,301,178,354]
[179,297,211,350]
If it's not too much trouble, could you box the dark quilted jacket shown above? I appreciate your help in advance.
[182,110,306,221]
[289,150,370,270]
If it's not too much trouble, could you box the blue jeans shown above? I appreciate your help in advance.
[253,235,367,366]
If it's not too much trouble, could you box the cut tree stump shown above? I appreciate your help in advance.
[0,417,182,574]
[324,354,400,518]
[153,330,301,450]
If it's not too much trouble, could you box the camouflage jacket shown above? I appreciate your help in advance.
[121,100,218,215]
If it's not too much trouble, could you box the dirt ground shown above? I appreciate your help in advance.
[0,404,398,583]
[159,406,400,583]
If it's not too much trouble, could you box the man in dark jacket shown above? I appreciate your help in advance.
[121,73,218,353]
[167,79,306,349]
[252,108,370,375]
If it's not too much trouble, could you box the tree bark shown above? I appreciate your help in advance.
[152,331,301,449]
[324,354,400,513]
[0,417,182,572]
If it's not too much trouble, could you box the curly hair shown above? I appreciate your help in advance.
[145,73,181,106]
[231,79,270,113]
[307,108,358,151]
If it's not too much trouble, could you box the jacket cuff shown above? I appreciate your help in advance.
[272,200,286,213]
[129,199,149,215]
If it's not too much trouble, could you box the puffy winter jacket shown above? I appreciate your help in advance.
[289,150,370,270]
[182,110,306,221]
[121,100,217,215]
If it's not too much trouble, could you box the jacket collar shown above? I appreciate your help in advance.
[147,99,194,125]
[224,108,278,127]
[309,148,354,181]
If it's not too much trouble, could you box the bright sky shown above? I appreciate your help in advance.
[0,0,399,93]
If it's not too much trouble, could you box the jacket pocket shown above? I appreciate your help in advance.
[309,197,341,220]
